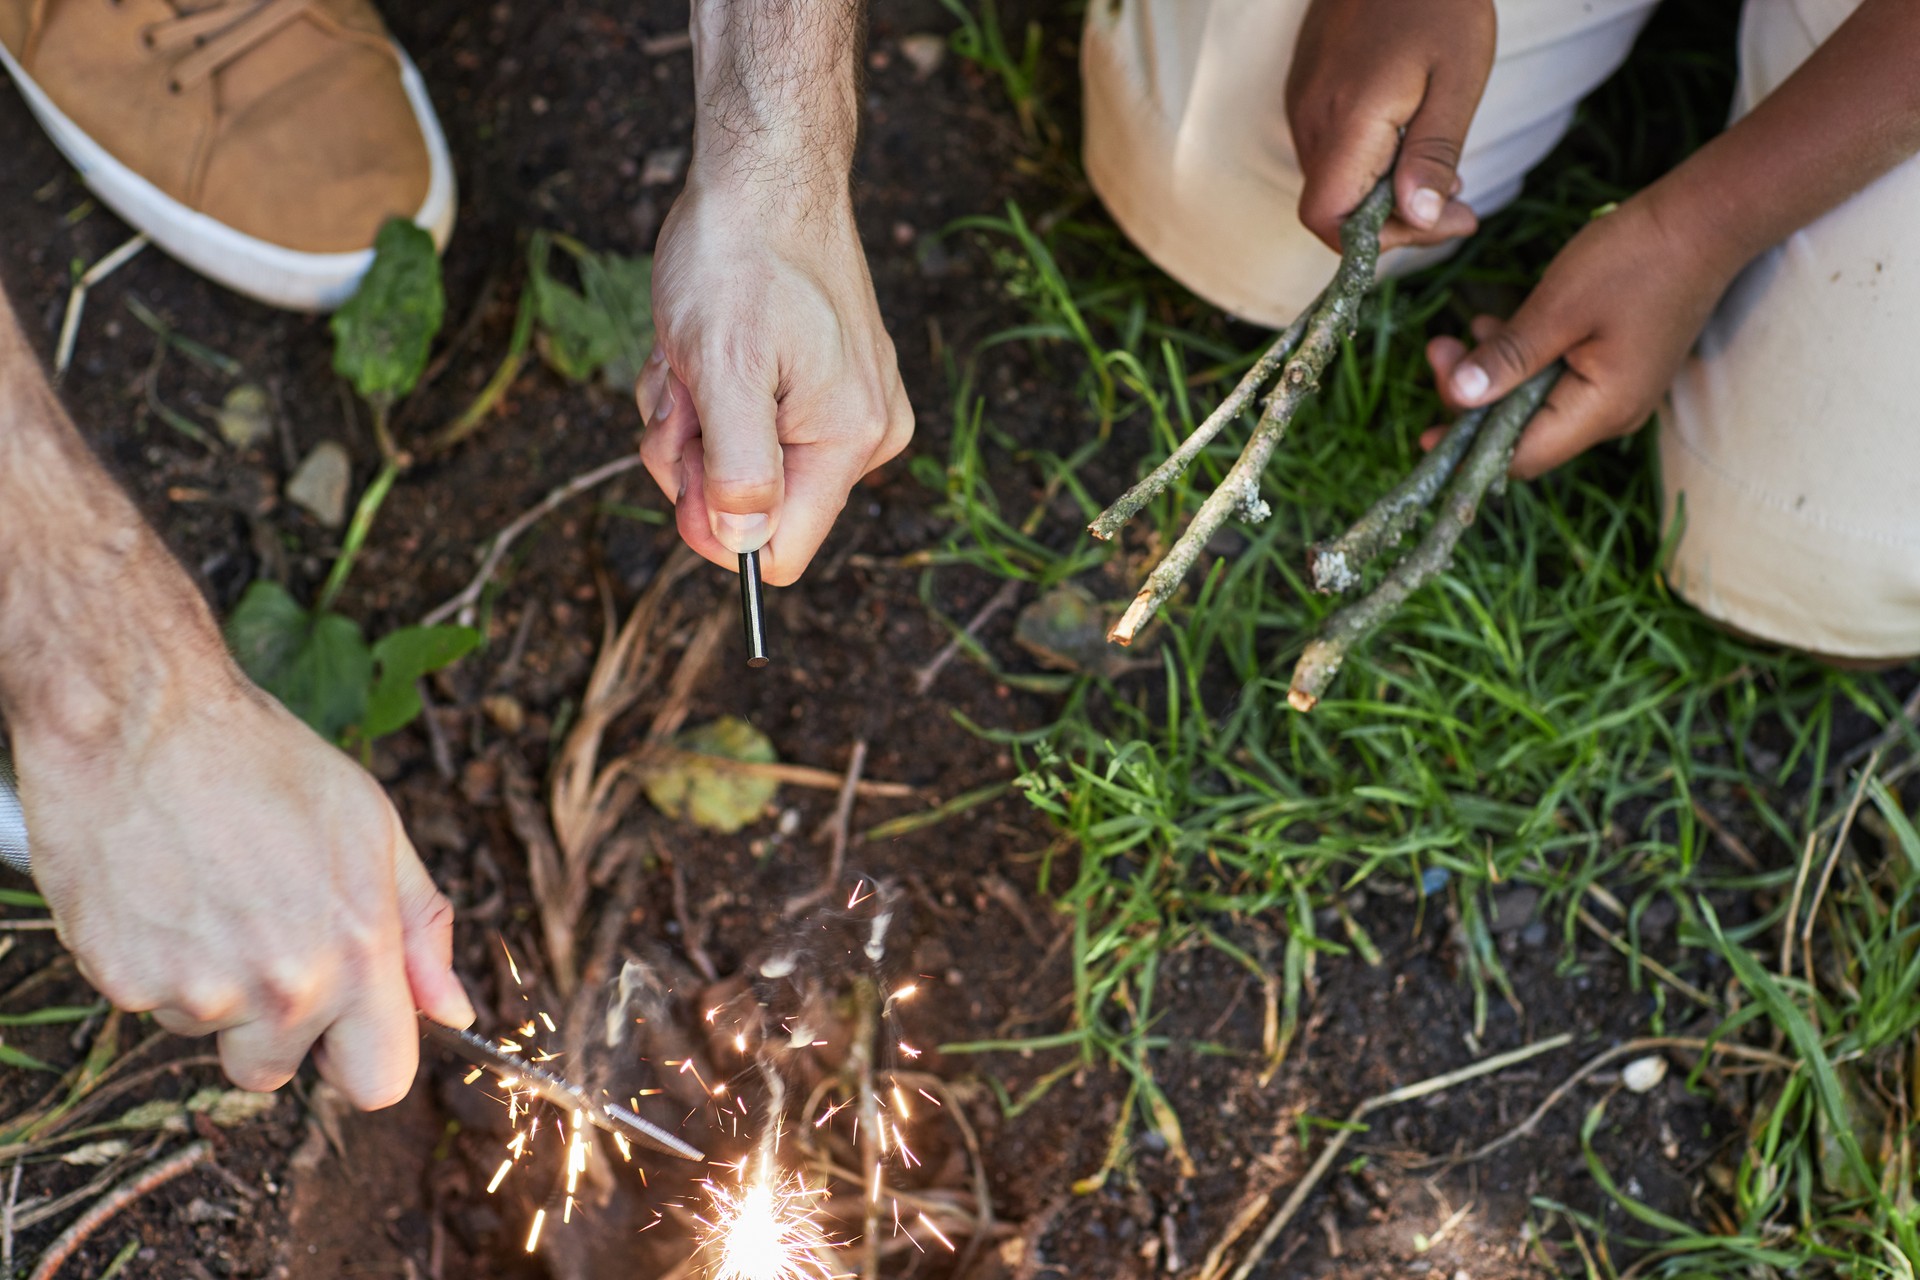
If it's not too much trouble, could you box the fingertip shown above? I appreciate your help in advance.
[1418,426,1446,452]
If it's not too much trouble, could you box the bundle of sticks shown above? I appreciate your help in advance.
[1089,178,1560,710]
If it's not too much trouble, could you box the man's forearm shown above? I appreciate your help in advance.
[0,295,228,745]
[1649,0,1920,282]
[688,0,864,211]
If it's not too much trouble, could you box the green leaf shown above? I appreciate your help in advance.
[641,716,779,834]
[0,889,46,909]
[225,580,309,691]
[330,219,445,408]
[0,1004,103,1026]
[225,583,372,741]
[528,231,654,388]
[0,1042,55,1073]
[362,625,484,741]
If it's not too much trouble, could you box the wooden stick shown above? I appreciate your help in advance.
[28,1141,208,1280]
[1307,404,1490,594]
[1087,288,1325,542]
[1108,181,1395,645]
[1288,365,1560,711]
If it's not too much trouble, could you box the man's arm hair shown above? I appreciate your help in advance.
[689,0,866,211]
[0,293,231,746]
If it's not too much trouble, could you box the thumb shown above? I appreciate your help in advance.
[1445,307,1562,410]
[394,843,474,1029]
[1394,64,1483,231]
[686,362,785,555]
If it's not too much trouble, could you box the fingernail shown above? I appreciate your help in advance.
[710,511,771,553]
[1453,363,1490,402]
[675,466,687,501]
[1409,188,1444,227]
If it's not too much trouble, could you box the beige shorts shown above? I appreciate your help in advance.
[1085,0,1920,659]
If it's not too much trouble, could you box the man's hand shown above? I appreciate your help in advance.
[0,295,471,1109]
[1287,0,1495,251]
[1425,197,1733,480]
[15,681,474,1109]
[637,0,911,586]
[640,179,911,585]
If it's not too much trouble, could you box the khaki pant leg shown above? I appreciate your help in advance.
[1081,0,1663,326]
[1660,0,1920,658]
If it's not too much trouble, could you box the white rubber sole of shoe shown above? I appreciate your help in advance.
[0,40,456,313]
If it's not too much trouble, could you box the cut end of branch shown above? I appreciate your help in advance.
[1288,637,1342,712]
[1108,591,1155,646]
[1086,520,1116,542]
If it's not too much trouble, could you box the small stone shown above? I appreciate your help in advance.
[1623,1055,1668,1093]
[641,146,688,187]
[482,693,525,735]
[285,442,351,528]
[898,33,946,79]
[1490,885,1541,934]
[214,383,273,449]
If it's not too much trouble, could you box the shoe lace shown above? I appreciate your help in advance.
[141,0,319,92]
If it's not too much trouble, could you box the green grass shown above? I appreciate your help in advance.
[926,1,1920,1273]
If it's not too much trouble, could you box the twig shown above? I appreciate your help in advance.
[1416,1035,1793,1171]
[613,746,917,799]
[1307,405,1489,593]
[1798,746,1881,992]
[1288,364,1561,711]
[1087,289,1324,542]
[784,740,870,917]
[913,580,1021,696]
[1207,1033,1572,1280]
[27,1141,208,1280]
[851,977,883,1280]
[53,235,149,380]
[1574,904,1717,1010]
[420,454,648,628]
[1107,181,1395,645]
[1828,680,1920,787]
[660,834,717,983]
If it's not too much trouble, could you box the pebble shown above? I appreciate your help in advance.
[1623,1054,1668,1093]
[898,33,947,79]
[285,441,351,528]
[214,382,273,449]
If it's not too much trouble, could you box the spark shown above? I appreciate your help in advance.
[699,1160,841,1280]
[918,1215,956,1251]
[539,1011,557,1032]
[486,1159,513,1194]
[462,1067,484,1085]
[897,1041,922,1060]
[525,1208,546,1253]
[846,880,873,910]
[889,984,917,1004]
[502,940,524,987]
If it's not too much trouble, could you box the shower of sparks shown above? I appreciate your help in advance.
[698,1160,845,1280]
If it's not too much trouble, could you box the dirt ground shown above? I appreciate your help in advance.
[0,3,1788,1279]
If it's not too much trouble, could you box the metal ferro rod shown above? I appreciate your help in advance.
[739,549,769,668]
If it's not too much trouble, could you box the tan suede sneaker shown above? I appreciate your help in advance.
[0,0,455,311]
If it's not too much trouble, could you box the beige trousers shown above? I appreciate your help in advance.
[1084,0,1920,659]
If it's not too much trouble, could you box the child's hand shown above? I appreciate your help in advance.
[1286,0,1495,252]
[1425,195,1734,478]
